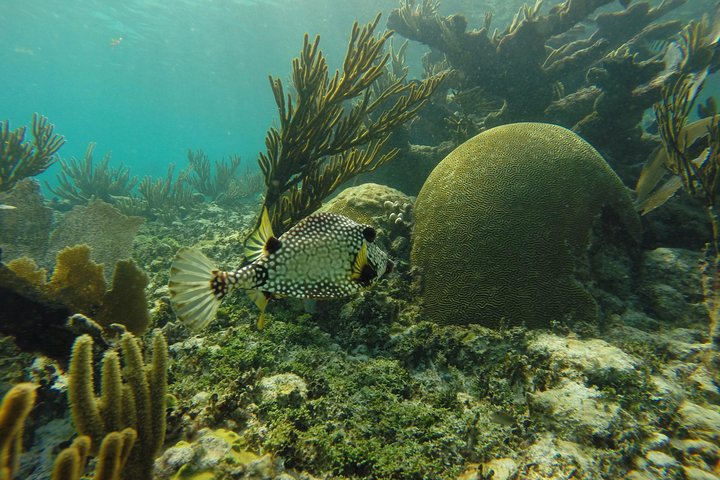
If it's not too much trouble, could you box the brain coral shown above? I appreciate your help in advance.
[318,183,412,228]
[411,122,641,328]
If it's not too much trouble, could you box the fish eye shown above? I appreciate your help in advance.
[362,226,377,243]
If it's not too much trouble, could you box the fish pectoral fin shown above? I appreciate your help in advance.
[245,207,275,263]
[351,243,368,282]
[246,289,272,329]
[351,243,378,286]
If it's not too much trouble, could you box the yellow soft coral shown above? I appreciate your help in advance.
[48,244,106,314]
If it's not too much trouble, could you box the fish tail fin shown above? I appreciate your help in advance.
[169,247,231,331]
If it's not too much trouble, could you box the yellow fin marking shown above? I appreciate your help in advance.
[351,243,369,282]
[245,208,275,263]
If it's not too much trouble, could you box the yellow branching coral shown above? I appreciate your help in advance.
[51,430,137,480]
[68,331,167,479]
[257,13,447,234]
[0,383,37,480]
[0,114,64,194]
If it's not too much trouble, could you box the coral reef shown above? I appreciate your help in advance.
[0,179,53,263]
[0,245,151,361]
[318,183,414,259]
[68,332,167,479]
[411,122,641,328]
[256,14,447,234]
[0,114,64,194]
[47,199,144,278]
[48,143,138,206]
[137,165,197,224]
[387,0,714,163]
[185,150,240,201]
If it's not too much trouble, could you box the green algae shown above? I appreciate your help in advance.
[168,314,534,478]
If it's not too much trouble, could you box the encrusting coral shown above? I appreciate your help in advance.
[411,122,641,328]
[68,331,167,480]
[0,383,36,480]
[0,113,64,194]
[256,13,447,235]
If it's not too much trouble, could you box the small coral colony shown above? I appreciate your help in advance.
[2,1,720,479]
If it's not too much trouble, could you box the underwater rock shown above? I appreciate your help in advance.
[0,263,75,363]
[513,433,601,479]
[154,428,295,480]
[638,248,709,327]
[530,380,621,443]
[640,248,704,299]
[47,198,144,279]
[257,373,308,408]
[0,179,53,264]
[678,401,720,444]
[528,333,639,384]
[412,122,641,328]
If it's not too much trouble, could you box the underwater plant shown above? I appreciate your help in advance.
[256,13,447,235]
[634,18,720,346]
[185,149,242,202]
[47,143,138,206]
[138,164,196,223]
[0,114,64,194]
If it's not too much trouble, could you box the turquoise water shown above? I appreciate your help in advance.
[2,0,711,184]
[1,0,409,181]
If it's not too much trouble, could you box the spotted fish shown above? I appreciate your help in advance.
[168,208,393,330]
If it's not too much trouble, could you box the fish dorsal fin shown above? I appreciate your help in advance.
[351,243,369,282]
[245,208,275,263]
[246,289,272,329]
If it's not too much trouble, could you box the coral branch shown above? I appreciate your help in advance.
[258,13,447,233]
[0,114,64,193]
